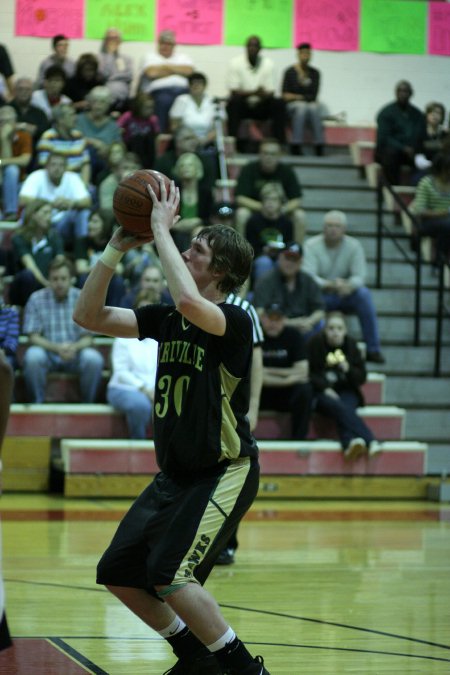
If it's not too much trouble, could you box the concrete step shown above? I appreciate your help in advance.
[372,346,450,376]
[425,443,450,475]
[302,187,375,210]
[367,261,438,287]
[385,376,450,405]
[376,315,450,343]
[372,288,439,314]
[294,166,368,187]
[405,409,450,441]
[342,314,449,347]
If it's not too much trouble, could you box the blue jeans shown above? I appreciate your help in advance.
[323,287,381,353]
[51,209,90,248]
[1,164,20,215]
[287,101,324,144]
[314,389,375,450]
[23,345,104,403]
[107,386,152,439]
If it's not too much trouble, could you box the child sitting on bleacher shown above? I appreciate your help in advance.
[307,312,381,461]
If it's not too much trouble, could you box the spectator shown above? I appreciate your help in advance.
[169,72,224,150]
[19,152,92,250]
[9,199,64,307]
[259,302,312,438]
[22,255,104,403]
[302,210,385,363]
[245,183,294,282]
[226,35,286,153]
[75,86,121,183]
[37,103,91,185]
[414,102,449,179]
[99,150,141,228]
[36,34,75,88]
[410,152,450,263]
[0,105,32,220]
[234,138,305,239]
[65,54,105,112]
[282,42,324,156]
[138,30,194,132]
[75,210,125,306]
[253,241,325,339]
[171,152,213,251]
[107,289,160,439]
[120,263,166,309]
[95,139,126,186]
[0,277,19,371]
[308,312,381,460]
[154,124,216,188]
[375,80,426,185]
[0,44,14,103]
[31,65,72,122]
[9,77,49,151]
[98,28,133,112]
[117,93,160,168]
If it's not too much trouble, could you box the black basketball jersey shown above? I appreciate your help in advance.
[135,302,259,481]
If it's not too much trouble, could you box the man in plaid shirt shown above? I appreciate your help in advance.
[22,255,103,403]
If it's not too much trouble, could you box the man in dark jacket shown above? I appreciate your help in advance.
[375,80,426,184]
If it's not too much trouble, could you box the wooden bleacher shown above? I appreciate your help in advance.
[60,438,428,498]
[4,367,430,498]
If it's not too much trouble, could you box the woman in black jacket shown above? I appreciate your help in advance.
[308,312,381,460]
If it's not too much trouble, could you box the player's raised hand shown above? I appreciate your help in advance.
[147,178,180,235]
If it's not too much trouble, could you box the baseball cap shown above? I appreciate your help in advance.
[280,242,303,259]
[264,302,285,317]
[159,30,176,44]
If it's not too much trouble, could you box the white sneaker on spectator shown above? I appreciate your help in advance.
[369,441,383,457]
[344,438,367,461]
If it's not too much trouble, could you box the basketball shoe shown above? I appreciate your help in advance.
[223,656,270,675]
[163,651,223,674]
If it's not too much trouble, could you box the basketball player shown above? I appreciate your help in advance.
[0,353,13,651]
[73,179,270,675]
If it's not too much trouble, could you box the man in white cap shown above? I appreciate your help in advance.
[302,210,385,363]
[138,30,194,132]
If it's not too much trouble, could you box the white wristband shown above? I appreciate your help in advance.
[100,244,124,269]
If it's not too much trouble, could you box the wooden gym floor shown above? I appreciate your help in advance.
[1,494,450,674]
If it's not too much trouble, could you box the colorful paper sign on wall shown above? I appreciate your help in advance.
[85,0,156,41]
[360,0,426,55]
[15,0,83,38]
[295,0,359,52]
[224,0,293,49]
[428,2,450,56]
[157,0,223,45]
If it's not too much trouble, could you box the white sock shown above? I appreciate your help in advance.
[207,626,236,652]
[158,616,187,638]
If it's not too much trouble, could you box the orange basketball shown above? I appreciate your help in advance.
[112,169,173,235]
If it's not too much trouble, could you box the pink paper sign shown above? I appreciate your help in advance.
[15,0,83,38]
[157,0,223,45]
[428,2,450,56]
[295,0,359,52]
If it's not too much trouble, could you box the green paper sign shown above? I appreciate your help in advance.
[85,0,156,41]
[360,0,426,55]
[224,0,293,48]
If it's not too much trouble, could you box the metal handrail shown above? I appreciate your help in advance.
[375,178,449,375]
[434,256,449,377]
